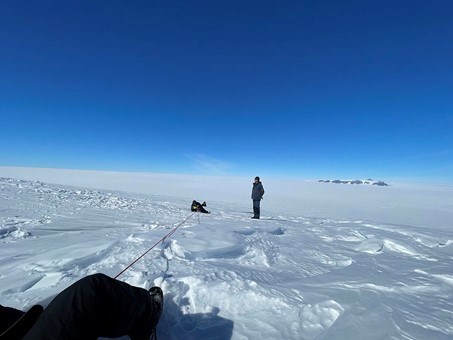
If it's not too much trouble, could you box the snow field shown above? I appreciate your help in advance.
[1,176,453,339]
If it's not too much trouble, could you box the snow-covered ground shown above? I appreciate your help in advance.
[1,168,452,339]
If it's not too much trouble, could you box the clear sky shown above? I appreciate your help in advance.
[1,1,452,183]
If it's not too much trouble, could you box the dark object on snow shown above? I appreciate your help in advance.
[0,304,43,338]
[251,177,265,219]
[1,273,163,340]
[191,200,210,213]
[1,305,25,335]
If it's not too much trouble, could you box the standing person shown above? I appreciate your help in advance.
[251,176,265,219]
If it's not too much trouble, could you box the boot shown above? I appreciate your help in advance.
[252,207,259,219]
[149,286,163,318]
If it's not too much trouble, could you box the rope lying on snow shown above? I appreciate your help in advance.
[114,211,197,280]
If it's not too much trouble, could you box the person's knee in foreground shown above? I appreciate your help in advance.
[2,273,163,340]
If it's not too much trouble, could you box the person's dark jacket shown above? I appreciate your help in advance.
[251,182,265,200]
[191,200,209,213]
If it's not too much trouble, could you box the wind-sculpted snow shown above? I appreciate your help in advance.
[1,177,453,339]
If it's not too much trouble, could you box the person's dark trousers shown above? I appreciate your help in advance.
[24,273,160,340]
[253,200,261,218]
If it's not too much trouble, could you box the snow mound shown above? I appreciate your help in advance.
[355,238,384,254]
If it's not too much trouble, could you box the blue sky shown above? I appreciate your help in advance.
[1,1,452,183]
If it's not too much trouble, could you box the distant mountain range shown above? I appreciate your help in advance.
[318,179,389,186]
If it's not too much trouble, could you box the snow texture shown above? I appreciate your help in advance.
[0,169,452,339]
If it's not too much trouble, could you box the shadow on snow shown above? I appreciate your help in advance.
[158,295,234,340]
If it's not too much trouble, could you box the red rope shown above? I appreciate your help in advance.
[114,212,197,280]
